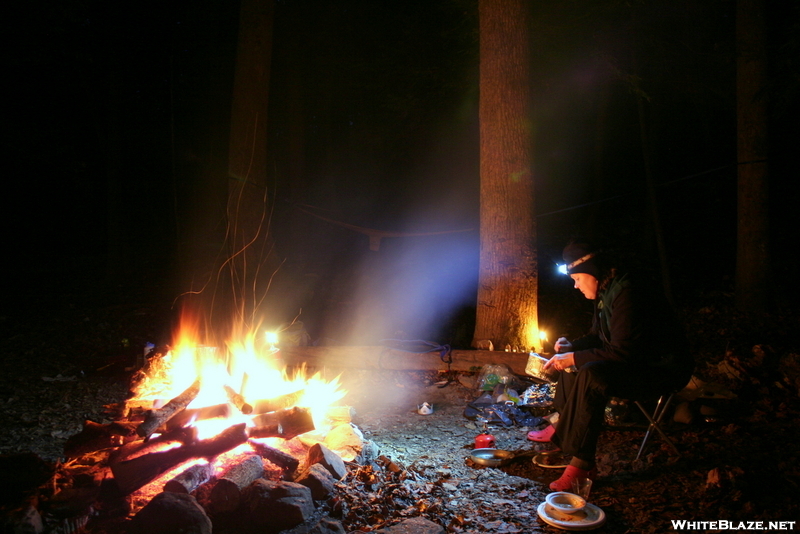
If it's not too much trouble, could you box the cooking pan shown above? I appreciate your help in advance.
[469,448,517,467]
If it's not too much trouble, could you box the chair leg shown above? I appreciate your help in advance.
[635,394,680,460]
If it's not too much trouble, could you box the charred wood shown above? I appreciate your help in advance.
[248,440,300,473]
[64,421,138,458]
[111,424,247,494]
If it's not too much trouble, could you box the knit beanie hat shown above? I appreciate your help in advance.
[562,240,600,279]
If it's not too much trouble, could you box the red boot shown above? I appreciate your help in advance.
[548,465,597,492]
[527,424,556,442]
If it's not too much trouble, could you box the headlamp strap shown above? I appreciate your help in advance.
[567,252,596,273]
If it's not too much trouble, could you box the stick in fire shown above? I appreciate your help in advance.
[136,379,201,439]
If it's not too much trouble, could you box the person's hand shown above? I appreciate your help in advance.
[554,337,573,354]
[544,352,576,372]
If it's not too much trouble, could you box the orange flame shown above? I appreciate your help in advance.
[134,313,345,440]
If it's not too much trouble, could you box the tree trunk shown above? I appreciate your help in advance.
[473,0,539,352]
[735,0,770,313]
[227,0,276,326]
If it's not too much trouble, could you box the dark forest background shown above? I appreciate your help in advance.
[4,0,799,347]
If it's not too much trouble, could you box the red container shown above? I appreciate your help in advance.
[475,432,496,449]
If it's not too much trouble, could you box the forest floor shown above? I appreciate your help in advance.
[1,271,799,533]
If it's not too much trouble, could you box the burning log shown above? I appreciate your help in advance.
[209,454,264,514]
[112,423,248,494]
[165,403,232,432]
[248,440,300,473]
[110,425,199,466]
[248,407,315,440]
[223,384,253,414]
[163,461,215,494]
[137,379,201,439]
[250,389,305,415]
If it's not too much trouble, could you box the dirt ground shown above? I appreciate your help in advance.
[1,276,799,533]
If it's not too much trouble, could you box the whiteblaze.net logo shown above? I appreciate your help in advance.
[671,520,796,531]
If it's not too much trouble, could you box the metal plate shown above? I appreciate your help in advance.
[533,450,570,469]
[470,448,515,467]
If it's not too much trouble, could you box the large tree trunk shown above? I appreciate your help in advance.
[473,0,539,352]
[225,0,276,327]
[735,0,770,313]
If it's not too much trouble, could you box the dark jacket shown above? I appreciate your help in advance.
[571,272,694,385]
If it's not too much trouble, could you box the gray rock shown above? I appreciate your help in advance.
[373,517,444,534]
[127,492,212,534]
[8,504,43,534]
[296,463,337,500]
[244,479,315,531]
[290,517,347,534]
[306,443,347,480]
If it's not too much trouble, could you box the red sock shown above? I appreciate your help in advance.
[549,465,597,492]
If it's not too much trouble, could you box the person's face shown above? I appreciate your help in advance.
[570,273,598,300]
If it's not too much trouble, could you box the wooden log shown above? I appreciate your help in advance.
[248,407,315,440]
[112,423,248,494]
[136,379,201,439]
[64,420,138,458]
[279,346,533,375]
[248,440,300,472]
[209,454,264,514]
[165,403,232,432]
[250,389,305,415]
[109,425,198,466]
[224,385,253,414]
[163,461,215,494]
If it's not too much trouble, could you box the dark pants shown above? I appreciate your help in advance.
[551,360,688,462]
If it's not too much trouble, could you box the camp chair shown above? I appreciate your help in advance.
[634,392,680,460]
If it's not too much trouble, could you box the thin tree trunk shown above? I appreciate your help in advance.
[473,0,539,352]
[735,0,769,312]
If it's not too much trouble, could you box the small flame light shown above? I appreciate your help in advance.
[265,331,278,351]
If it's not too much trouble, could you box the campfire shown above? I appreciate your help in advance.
[37,318,363,533]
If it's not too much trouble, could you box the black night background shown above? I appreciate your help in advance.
[4,0,799,342]
[2,0,800,531]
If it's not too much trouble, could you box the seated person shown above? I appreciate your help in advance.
[529,240,694,491]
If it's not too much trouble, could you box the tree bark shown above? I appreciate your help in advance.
[735,0,770,312]
[209,454,264,514]
[473,0,539,351]
[163,462,215,494]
